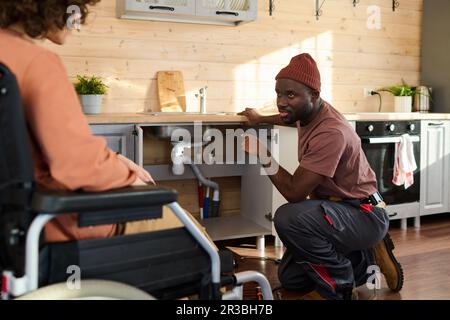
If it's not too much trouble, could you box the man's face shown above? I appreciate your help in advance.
[275,78,318,125]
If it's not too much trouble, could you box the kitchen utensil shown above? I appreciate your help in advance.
[156,71,186,112]
[413,86,432,112]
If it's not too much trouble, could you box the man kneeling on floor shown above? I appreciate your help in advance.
[239,53,403,300]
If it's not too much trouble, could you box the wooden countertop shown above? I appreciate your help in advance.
[86,113,248,124]
[86,112,450,124]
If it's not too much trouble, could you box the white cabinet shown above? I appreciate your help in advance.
[134,123,271,243]
[116,0,257,26]
[420,121,450,216]
[241,125,298,238]
[196,0,257,23]
[91,124,136,161]
[117,0,195,19]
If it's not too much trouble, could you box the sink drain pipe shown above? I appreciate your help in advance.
[188,163,220,218]
[171,142,220,217]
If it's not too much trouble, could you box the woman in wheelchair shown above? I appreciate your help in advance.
[0,0,203,242]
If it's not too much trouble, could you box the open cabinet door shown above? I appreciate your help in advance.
[135,125,144,167]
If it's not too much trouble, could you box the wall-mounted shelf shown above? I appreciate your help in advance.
[116,0,258,26]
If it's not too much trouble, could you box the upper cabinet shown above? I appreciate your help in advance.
[118,0,195,17]
[196,0,257,23]
[116,0,258,26]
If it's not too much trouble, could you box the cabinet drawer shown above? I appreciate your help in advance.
[120,0,196,17]
[386,202,419,220]
[90,124,135,161]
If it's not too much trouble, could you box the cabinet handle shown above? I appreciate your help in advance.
[216,11,239,16]
[388,212,398,218]
[428,123,444,126]
[361,136,420,144]
[149,5,175,11]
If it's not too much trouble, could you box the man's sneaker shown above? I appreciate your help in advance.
[373,232,404,292]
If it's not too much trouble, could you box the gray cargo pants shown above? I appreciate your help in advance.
[274,199,389,299]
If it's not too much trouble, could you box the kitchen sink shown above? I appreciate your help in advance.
[145,124,213,139]
[140,111,237,116]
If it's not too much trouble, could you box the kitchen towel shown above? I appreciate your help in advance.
[392,134,417,189]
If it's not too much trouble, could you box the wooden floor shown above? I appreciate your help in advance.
[217,213,450,300]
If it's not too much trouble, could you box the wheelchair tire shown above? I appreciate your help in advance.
[16,279,156,300]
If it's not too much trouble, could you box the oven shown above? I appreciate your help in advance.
[356,121,421,221]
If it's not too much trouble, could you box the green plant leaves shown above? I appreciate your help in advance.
[377,79,415,96]
[74,75,108,95]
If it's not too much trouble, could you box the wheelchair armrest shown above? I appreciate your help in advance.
[31,185,178,214]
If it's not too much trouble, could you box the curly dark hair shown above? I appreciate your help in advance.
[0,0,100,38]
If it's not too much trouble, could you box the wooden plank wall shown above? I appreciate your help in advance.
[42,0,423,114]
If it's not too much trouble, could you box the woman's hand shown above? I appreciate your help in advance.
[237,108,262,126]
[131,177,149,186]
[117,154,155,185]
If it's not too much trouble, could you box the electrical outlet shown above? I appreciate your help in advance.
[363,88,375,98]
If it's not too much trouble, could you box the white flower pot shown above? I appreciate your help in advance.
[394,96,412,113]
[79,95,103,114]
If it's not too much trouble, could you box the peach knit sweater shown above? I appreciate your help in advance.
[0,29,137,242]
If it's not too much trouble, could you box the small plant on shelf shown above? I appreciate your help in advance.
[74,75,108,95]
[377,79,415,97]
[377,79,416,112]
[74,75,108,114]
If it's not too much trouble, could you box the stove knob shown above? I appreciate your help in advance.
[409,123,416,131]
[387,124,396,132]
[367,124,374,132]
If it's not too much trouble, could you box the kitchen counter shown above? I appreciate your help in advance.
[86,113,248,124]
[86,112,450,124]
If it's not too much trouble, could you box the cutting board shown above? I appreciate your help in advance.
[156,71,186,112]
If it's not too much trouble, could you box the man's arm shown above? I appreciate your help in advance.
[258,114,289,126]
[238,108,296,127]
[265,158,325,203]
[242,135,325,202]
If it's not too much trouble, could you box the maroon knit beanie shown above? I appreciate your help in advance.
[275,53,321,92]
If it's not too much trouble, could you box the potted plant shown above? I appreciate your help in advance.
[377,79,415,113]
[74,75,108,114]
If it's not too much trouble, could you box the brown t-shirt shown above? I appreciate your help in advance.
[0,29,137,242]
[298,101,377,199]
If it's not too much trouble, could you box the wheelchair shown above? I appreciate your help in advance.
[0,63,273,300]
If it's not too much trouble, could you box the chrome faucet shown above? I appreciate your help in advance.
[195,86,208,114]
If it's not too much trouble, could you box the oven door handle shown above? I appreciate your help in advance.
[361,136,420,144]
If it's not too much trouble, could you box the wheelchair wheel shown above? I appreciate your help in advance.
[16,280,156,300]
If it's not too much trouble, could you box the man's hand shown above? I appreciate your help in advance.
[241,134,269,159]
[117,154,156,185]
[238,108,262,126]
